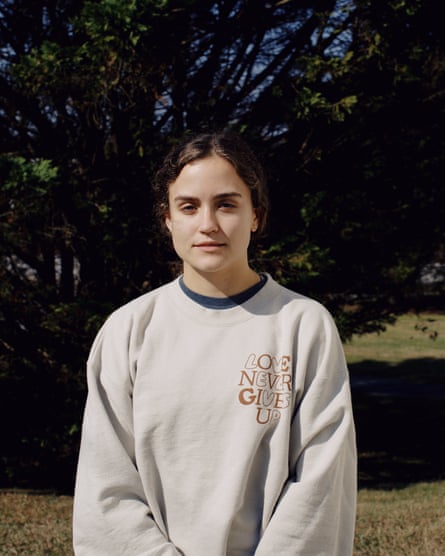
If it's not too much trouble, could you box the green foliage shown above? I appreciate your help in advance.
[0,0,444,488]
[2,156,58,187]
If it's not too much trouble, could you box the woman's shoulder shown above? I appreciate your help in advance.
[263,275,337,327]
[264,275,326,309]
[103,279,177,328]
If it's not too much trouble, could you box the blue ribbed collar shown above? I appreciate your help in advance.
[179,274,268,309]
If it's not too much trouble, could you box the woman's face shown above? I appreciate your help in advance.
[165,154,258,291]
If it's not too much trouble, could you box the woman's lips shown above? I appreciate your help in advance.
[194,242,226,251]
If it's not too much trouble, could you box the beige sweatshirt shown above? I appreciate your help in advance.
[73,275,356,555]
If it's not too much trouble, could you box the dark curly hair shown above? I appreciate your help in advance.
[153,131,269,235]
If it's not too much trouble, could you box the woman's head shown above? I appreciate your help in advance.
[154,131,269,235]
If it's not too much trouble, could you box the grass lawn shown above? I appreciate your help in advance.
[345,312,445,378]
[2,482,445,555]
[355,481,445,555]
[0,490,72,555]
[1,312,444,555]
[347,312,445,554]
[345,312,445,489]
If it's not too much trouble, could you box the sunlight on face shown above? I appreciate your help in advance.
[165,155,259,294]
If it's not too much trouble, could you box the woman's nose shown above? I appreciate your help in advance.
[198,207,219,233]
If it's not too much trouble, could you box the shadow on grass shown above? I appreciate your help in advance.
[350,358,445,490]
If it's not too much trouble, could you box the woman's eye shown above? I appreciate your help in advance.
[219,201,236,209]
[181,204,196,213]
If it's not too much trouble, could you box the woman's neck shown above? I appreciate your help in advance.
[182,266,260,298]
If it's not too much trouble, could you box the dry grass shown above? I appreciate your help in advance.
[0,491,73,555]
[355,481,445,555]
[2,483,445,555]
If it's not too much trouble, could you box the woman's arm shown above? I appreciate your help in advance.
[73,317,183,556]
[255,308,357,556]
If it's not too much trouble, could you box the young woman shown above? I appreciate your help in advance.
[73,131,357,555]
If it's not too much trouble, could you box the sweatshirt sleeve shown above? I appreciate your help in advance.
[255,306,357,556]
[73,314,183,556]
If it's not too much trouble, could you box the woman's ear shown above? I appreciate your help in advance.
[165,214,172,233]
[251,210,259,233]
[162,201,172,233]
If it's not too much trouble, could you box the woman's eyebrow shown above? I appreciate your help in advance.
[173,195,198,203]
[214,192,243,200]
[173,192,243,203]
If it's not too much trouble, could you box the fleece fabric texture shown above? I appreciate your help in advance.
[73,275,357,555]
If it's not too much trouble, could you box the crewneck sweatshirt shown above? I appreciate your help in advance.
[73,275,357,555]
